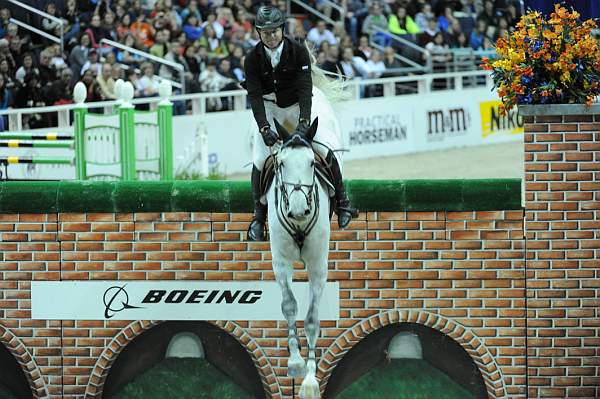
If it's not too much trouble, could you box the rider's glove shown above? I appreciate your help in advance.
[260,125,278,146]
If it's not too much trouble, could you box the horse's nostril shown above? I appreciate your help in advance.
[304,209,310,215]
[287,212,293,218]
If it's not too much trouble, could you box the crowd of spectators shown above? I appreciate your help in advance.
[0,0,520,129]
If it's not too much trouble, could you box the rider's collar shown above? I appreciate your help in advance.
[264,40,284,68]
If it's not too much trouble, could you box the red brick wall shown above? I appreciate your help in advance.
[523,112,600,399]
[0,210,526,398]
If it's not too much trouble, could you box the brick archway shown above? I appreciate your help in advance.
[84,320,281,398]
[317,310,506,398]
[0,323,48,398]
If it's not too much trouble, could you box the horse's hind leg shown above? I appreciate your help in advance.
[299,257,327,399]
[273,258,306,377]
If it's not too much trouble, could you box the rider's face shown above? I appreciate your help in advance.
[260,27,283,49]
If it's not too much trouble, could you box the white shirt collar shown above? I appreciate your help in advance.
[264,40,284,68]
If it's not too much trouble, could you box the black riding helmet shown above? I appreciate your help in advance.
[255,5,285,30]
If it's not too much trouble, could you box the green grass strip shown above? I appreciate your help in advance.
[336,359,476,399]
[113,358,254,399]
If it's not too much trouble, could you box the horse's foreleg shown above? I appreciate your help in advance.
[273,259,306,377]
[300,258,327,399]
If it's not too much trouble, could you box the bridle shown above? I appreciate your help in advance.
[272,134,320,250]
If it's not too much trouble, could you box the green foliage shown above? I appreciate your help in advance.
[337,359,476,399]
[175,170,227,180]
[112,358,254,399]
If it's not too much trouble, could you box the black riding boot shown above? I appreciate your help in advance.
[329,153,358,228]
[247,165,267,241]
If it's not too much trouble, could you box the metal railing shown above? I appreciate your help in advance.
[288,0,338,26]
[0,70,493,132]
[100,39,186,93]
[368,26,432,73]
[7,0,65,53]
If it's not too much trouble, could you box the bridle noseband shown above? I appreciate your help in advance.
[272,134,320,250]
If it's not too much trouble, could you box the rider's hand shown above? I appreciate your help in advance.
[295,118,310,136]
[260,125,278,146]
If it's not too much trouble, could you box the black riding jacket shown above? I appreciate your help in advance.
[244,36,312,130]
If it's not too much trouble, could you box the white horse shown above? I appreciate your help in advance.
[267,116,329,399]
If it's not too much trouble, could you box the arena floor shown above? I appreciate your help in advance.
[228,141,524,180]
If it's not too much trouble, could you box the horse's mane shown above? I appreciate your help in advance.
[304,41,352,103]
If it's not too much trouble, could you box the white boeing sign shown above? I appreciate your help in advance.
[31,281,339,321]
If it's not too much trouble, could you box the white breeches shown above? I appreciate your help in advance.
[252,96,343,172]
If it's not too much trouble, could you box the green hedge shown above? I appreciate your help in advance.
[0,179,521,214]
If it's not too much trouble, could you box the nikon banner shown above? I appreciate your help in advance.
[32,281,339,321]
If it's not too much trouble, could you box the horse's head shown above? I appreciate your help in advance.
[274,118,319,221]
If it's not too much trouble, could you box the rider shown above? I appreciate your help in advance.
[244,5,357,241]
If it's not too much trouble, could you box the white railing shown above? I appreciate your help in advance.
[100,39,186,93]
[7,0,64,53]
[0,70,493,131]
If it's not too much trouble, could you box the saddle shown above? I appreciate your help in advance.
[259,151,337,218]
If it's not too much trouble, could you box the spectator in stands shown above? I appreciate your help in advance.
[150,30,168,57]
[388,6,420,35]
[426,32,452,63]
[493,16,510,41]
[462,0,483,17]
[111,64,124,81]
[0,73,12,131]
[117,14,134,40]
[321,44,343,74]
[469,19,488,50]
[339,46,358,79]
[48,44,67,70]
[63,0,82,44]
[415,3,434,32]
[15,73,44,109]
[36,50,56,86]
[452,31,469,48]
[126,68,143,97]
[42,2,62,38]
[116,34,144,64]
[138,62,160,97]
[382,46,401,69]
[362,2,388,46]
[504,2,521,28]
[438,6,458,33]
[0,59,15,90]
[355,35,372,60]
[198,24,229,58]
[97,63,117,100]
[181,0,203,22]
[199,58,235,110]
[160,41,188,81]
[131,12,156,49]
[15,53,38,84]
[0,8,10,38]
[365,49,386,79]
[477,0,499,31]
[86,14,112,50]
[69,33,90,82]
[81,69,103,102]
[164,0,183,29]
[418,17,439,47]
[339,0,363,43]
[183,14,205,41]
[81,48,102,76]
[307,21,337,47]
[0,39,15,71]
[45,68,74,106]
[102,12,118,41]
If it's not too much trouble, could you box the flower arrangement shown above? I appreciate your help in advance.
[482,4,600,113]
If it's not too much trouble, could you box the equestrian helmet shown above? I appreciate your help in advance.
[255,6,285,30]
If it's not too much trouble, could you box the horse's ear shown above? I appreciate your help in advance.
[273,119,290,140]
[306,117,318,141]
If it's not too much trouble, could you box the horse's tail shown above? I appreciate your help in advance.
[304,41,352,103]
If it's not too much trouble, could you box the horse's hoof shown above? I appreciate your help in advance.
[299,373,320,399]
[288,358,306,377]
